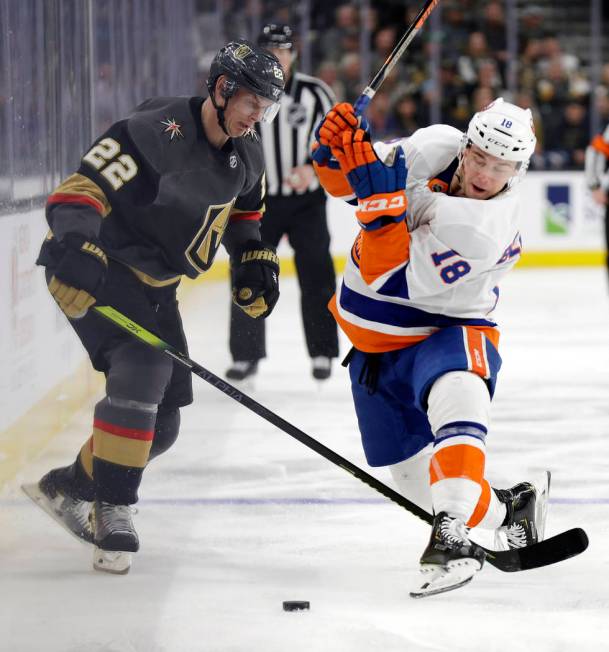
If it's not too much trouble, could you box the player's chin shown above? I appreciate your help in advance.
[231,122,251,138]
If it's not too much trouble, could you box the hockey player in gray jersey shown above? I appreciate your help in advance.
[22,40,285,574]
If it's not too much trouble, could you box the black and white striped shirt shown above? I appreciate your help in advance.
[257,70,335,198]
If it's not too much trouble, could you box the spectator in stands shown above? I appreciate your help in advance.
[441,2,474,62]
[476,59,505,97]
[477,1,508,73]
[338,52,363,104]
[519,5,550,50]
[366,89,393,140]
[317,4,359,64]
[544,101,590,169]
[457,32,493,95]
[387,92,423,137]
[471,85,495,113]
[316,61,345,101]
[537,36,580,78]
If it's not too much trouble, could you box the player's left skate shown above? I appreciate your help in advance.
[495,471,551,549]
[410,511,486,599]
[21,467,94,545]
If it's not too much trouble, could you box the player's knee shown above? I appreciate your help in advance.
[148,407,181,461]
[388,444,433,512]
[106,341,174,405]
[427,371,490,434]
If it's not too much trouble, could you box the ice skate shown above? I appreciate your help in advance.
[92,500,139,575]
[410,512,486,599]
[495,471,551,549]
[311,356,332,380]
[225,360,258,381]
[21,468,94,545]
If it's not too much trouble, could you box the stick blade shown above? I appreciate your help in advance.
[485,528,589,572]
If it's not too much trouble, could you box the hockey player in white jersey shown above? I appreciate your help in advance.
[312,98,549,597]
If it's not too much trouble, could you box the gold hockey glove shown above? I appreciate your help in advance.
[49,233,108,319]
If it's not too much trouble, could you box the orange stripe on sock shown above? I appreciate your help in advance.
[467,478,491,527]
[430,444,485,485]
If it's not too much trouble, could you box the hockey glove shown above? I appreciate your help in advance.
[331,128,407,231]
[312,103,367,199]
[48,232,108,319]
[311,102,369,166]
[232,240,280,319]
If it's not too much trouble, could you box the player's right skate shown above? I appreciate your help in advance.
[92,500,139,575]
[410,511,486,599]
[21,467,94,545]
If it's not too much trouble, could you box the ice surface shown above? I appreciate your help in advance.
[2,268,608,652]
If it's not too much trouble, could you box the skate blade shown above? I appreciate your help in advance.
[93,547,132,575]
[410,558,481,599]
[21,483,94,546]
[535,471,551,542]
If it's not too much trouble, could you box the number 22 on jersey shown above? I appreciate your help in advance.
[83,137,138,190]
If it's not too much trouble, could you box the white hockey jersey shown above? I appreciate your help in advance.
[328,124,523,353]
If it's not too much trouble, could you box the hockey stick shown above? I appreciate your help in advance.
[353,0,440,116]
[93,304,588,572]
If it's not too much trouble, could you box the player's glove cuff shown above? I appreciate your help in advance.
[355,191,408,230]
[312,158,355,199]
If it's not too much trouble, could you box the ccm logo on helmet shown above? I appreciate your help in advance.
[359,195,406,212]
[486,137,509,150]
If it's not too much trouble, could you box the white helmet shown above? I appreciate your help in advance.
[465,97,536,172]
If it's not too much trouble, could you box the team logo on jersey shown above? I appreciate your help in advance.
[229,154,238,168]
[287,103,307,126]
[160,117,184,140]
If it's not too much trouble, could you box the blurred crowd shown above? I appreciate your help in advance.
[195,0,609,171]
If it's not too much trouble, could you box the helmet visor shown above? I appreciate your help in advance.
[261,101,280,124]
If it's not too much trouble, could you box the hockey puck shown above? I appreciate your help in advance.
[282,601,310,612]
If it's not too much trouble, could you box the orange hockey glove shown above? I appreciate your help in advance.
[331,129,407,231]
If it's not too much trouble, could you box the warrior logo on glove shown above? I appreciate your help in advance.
[232,240,280,319]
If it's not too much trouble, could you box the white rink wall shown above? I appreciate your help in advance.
[0,209,91,432]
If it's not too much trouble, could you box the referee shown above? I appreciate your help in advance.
[226,23,339,381]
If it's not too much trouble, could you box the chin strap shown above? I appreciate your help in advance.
[209,91,231,136]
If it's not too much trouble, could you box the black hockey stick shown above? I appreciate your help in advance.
[354,0,440,116]
[93,304,588,572]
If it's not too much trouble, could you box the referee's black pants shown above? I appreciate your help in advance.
[229,191,339,362]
